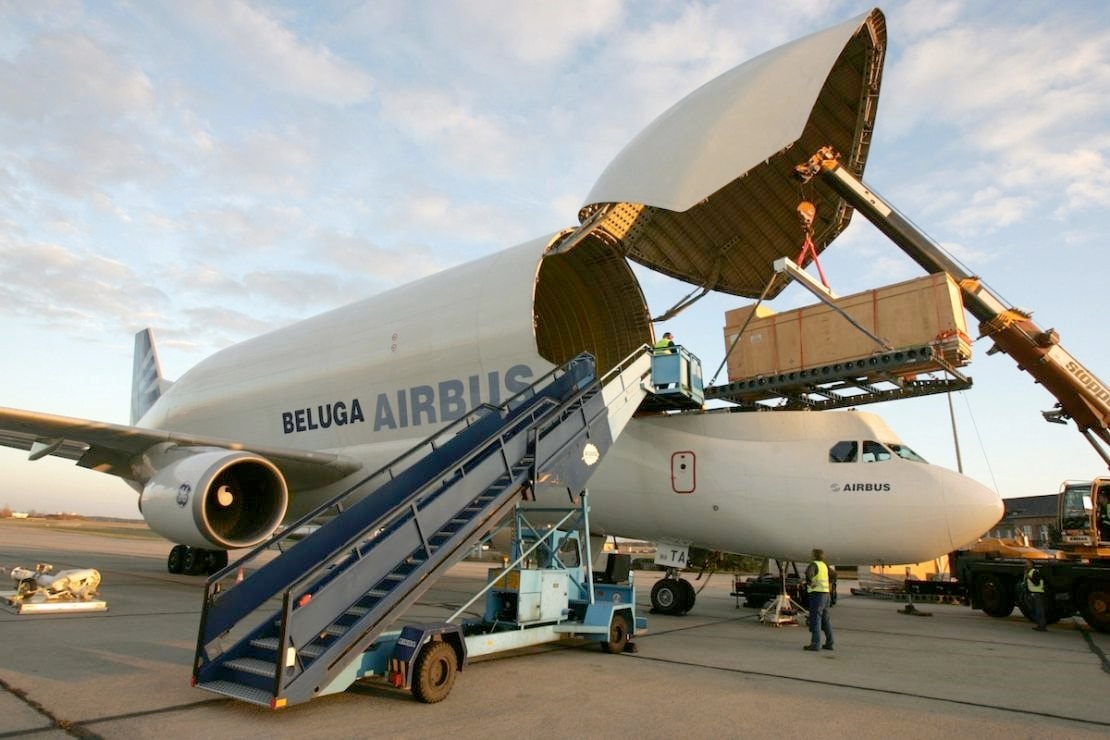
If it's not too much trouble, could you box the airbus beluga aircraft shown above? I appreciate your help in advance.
[0,8,1002,613]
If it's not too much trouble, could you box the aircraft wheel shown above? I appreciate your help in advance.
[182,547,207,576]
[651,578,684,615]
[167,545,186,574]
[678,578,696,613]
[602,613,632,654]
[976,573,1014,618]
[206,549,229,575]
[411,641,458,704]
[1078,581,1110,633]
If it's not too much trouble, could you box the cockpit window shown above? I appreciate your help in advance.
[829,441,858,463]
[888,443,927,463]
[861,440,892,463]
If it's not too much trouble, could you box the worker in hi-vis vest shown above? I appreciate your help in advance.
[1025,559,1047,631]
[804,548,834,651]
[653,332,675,354]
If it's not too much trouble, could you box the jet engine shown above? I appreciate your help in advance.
[139,448,288,550]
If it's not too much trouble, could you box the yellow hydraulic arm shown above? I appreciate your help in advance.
[795,146,1110,469]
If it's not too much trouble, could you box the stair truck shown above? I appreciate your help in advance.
[193,347,700,706]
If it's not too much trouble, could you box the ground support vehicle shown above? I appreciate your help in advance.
[194,350,674,708]
[304,497,643,703]
[952,550,1110,633]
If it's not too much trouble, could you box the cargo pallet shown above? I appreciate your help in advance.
[705,343,971,411]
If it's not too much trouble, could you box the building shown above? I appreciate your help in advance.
[987,494,1057,547]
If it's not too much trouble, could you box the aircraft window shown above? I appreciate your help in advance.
[861,440,892,463]
[828,441,858,463]
[888,443,928,463]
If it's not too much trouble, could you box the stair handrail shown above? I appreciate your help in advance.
[196,354,597,656]
[274,353,609,608]
[204,353,597,586]
[273,346,655,655]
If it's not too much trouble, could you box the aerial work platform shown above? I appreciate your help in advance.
[639,345,705,413]
[193,346,699,708]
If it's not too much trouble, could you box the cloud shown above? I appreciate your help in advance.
[442,0,625,64]
[173,0,373,105]
[377,87,521,178]
[0,236,169,332]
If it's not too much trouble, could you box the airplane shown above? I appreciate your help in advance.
[0,8,1003,615]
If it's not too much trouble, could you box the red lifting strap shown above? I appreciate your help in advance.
[795,234,830,289]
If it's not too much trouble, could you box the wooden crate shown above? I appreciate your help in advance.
[722,273,971,382]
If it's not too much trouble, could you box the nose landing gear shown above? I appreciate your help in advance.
[650,567,696,615]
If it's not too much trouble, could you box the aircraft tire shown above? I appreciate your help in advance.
[678,578,696,613]
[602,613,632,654]
[976,573,1014,618]
[651,578,684,615]
[411,641,458,704]
[182,547,207,576]
[167,545,186,574]
[1078,581,1110,633]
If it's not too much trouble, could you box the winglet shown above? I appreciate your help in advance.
[131,329,172,424]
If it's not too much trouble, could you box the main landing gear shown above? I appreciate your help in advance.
[167,545,228,576]
[650,567,696,615]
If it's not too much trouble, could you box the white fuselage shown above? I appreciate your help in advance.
[136,236,1002,565]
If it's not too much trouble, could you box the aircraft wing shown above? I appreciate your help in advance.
[0,406,363,489]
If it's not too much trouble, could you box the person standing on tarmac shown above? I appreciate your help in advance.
[804,548,834,651]
[1025,559,1047,631]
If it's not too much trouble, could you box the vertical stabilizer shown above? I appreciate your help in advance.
[131,329,171,424]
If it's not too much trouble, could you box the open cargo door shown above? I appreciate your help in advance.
[553,8,886,300]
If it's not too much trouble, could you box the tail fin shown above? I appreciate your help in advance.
[131,329,172,424]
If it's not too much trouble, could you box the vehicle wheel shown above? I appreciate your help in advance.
[976,574,1014,618]
[602,613,632,654]
[182,547,206,576]
[411,641,458,704]
[206,550,229,575]
[167,545,186,574]
[651,578,683,615]
[1078,581,1110,633]
[678,578,696,613]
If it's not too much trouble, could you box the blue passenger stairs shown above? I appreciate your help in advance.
[192,348,664,708]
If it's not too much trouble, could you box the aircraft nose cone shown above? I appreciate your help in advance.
[944,472,1004,550]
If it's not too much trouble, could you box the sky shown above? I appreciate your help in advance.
[1,0,1109,519]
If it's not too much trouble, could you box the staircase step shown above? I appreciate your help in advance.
[225,657,277,679]
[251,637,324,659]
[196,680,274,707]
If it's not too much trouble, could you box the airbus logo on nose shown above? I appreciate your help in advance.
[830,482,891,492]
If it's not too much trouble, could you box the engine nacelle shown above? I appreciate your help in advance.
[139,449,288,549]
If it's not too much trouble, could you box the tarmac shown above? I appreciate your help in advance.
[1,518,1108,740]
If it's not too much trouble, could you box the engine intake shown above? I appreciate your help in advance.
[140,449,288,549]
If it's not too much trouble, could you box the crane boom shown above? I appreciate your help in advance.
[795,147,1110,468]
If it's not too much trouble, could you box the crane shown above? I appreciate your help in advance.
[794,146,1110,471]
